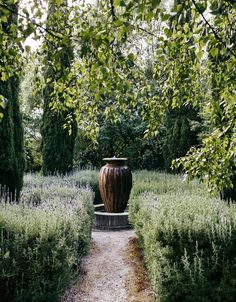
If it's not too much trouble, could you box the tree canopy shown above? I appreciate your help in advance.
[0,0,235,193]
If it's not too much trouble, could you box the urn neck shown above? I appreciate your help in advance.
[103,157,127,166]
[105,161,125,167]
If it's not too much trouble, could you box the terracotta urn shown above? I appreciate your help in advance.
[99,157,132,213]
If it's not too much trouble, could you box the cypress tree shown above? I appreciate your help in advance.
[0,81,16,199]
[163,115,181,172]
[162,108,199,172]
[41,0,77,175]
[11,78,25,197]
[179,117,192,154]
[0,4,24,200]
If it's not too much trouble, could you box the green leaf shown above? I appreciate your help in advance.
[152,0,161,8]
[0,95,7,108]
[184,23,189,33]
[114,0,120,7]
[25,45,31,53]
[210,48,219,57]
[173,4,182,12]
[55,0,64,5]
[164,28,172,37]
[98,51,106,64]
[23,23,35,37]
[22,7,29,17]
[3,251,10,259]
[161,14,170,21]
[158,55,165,63]
[196,50,204,60]
[120,0,126,7]
[1,16,8,23]
[197,3,207,13]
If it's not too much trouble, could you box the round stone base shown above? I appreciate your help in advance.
[93,204,132,231]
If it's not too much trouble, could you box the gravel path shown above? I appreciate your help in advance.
[61,230,136,302]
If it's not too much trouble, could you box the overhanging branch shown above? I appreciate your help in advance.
[190,0,236,58]
[0,3,64,40]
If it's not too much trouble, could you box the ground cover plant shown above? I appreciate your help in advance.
[0,173,94,302]
[129,172,236,302]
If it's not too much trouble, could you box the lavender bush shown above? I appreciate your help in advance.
[0,173,94,302]
[129,172,236,302]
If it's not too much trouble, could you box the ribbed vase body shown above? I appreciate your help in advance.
[99,160,132,213]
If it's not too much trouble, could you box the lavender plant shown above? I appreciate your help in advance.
[129,173,236,302]
[0,173,94,302]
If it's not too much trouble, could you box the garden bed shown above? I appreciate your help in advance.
[129,172,236,302]
[0,174,94,302]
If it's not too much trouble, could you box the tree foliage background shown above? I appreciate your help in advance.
[0,0,235,195]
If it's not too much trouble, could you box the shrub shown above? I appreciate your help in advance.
[130,172,236,302]
[130,170,205,199]
[0,174,94,302]
[24,170,102,205]
[69,169,101,204]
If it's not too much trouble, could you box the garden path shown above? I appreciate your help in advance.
[61,230,155,302]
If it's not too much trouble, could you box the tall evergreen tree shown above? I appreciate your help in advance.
[0,3,24,200]
[41,0,77,175]
[162,108,199,172]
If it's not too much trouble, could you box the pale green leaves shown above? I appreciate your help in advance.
[210,48,219,57]
[0,15,8,23]
[54,0,65,6]
[113,0,126,7]
[97,51,106,64]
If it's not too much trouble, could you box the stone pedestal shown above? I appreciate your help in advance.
[93,204,131,231]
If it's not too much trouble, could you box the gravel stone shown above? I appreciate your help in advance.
[61,230,135,302]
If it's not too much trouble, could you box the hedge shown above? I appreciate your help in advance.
[0,174,94,302]
[129,173,236,302]
[69,170,102,204]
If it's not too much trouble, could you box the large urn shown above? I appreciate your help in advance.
[99,157,132,213]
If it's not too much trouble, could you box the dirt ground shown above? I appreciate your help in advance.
[61,230,155,302]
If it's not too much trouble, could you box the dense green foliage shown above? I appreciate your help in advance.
[0,4,24,200]
[20,54,43,172]
[1,0,235,194]
[0,173,93,302]
[75,0,235,193]
[41,0,77,175]
[74,116,164,170]
[162,108,200,172]
[23,111,42,172]
[130,172,236,301]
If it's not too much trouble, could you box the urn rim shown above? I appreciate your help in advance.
[103,157,127,161]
